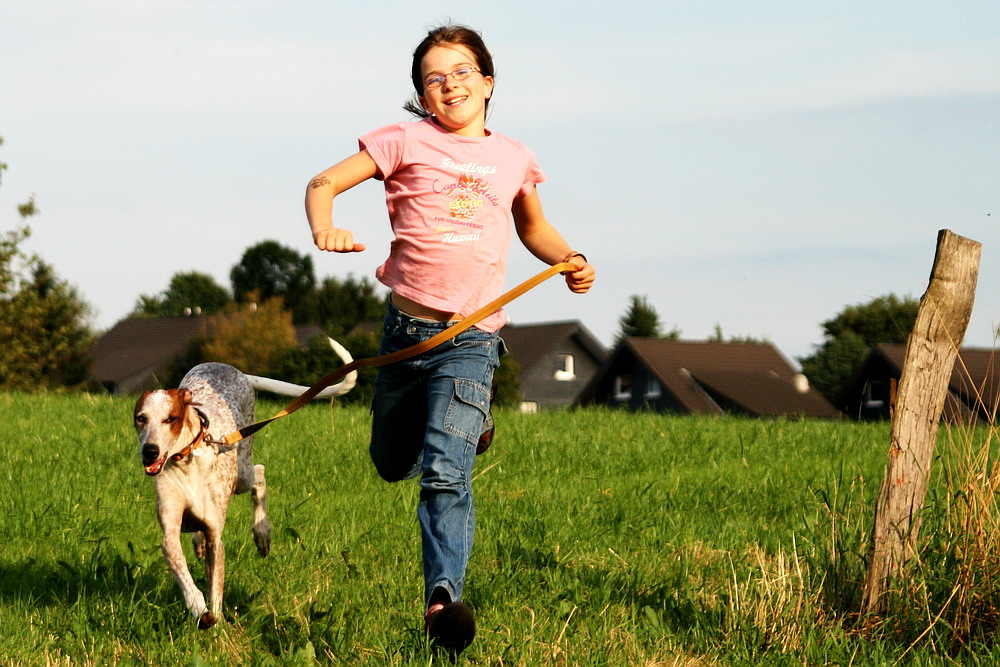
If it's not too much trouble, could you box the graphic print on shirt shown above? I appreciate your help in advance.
[433,159,501,245]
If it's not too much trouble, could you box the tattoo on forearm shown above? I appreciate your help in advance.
[310,176,330,189]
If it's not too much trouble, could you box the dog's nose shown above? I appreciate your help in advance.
[141,443,160,464]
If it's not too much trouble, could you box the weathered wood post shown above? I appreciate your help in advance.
[860,229,981,616]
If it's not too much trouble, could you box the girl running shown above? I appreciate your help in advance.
[305,23,594,655]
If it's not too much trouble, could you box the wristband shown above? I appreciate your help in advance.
[563,251,588,264]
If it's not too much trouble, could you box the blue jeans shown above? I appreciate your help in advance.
[370,300,500,608]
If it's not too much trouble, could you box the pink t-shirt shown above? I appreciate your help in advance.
[360,118,545,332]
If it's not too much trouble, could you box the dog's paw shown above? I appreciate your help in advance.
[254,526,271,558]
[192,531,207,560]
[198,611,217,629]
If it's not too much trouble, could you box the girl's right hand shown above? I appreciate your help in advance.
[313,228,366,253]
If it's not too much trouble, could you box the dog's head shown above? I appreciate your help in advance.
[134,388,199,476]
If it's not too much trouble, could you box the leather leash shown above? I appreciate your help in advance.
[220,261,578,446]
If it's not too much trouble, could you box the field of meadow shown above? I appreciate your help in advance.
[0,392,998,665]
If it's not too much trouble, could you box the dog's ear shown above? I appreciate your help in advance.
[134,391,151,416]
[178,388,193,407]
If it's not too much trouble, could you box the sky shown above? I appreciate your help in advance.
[2,0,998,365]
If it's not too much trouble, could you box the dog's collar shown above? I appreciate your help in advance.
[171,408,211,461]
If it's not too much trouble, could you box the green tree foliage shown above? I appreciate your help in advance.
[618,295,662,340]
[616,294,680,342]
[492,353,522,408]
[163,333,211,389]
[271,328,381,406]
[17,195,38,219]
[0,227,95,390]
[798,293,919,404]
[708,323,768,344]
[131,271,231,318]
[311,274,387,336]
[819,293,919,344]
[1,139,94,390]
[200,296,299,376]
[230,241,316,323]
[798,332,869,405]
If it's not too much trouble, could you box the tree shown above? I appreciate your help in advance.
[131,271,232,318]
[1,229,95,390]
[798,293,919,404]
[616,295,680,342]
[819,293,920,345]
[272,328,381,406]
[312,274,387,335]
[618,295,661,340]
[708,323,767,344]
[0,138,94,390]
[200,296,299,376]
[492,354,522,408]
[230,241,316,323]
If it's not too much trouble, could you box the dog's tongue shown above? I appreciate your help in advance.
[144,457,167,476]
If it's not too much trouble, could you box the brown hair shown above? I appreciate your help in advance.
[403,24,495,118]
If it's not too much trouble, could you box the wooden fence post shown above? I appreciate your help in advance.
[860,229,982,616]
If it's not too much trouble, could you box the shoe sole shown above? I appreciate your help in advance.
[428,601,476,655]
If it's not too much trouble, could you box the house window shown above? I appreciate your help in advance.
[864,380,885,409]
[645,377,662,399]
[614,374,632,401]
[554,354,576,381]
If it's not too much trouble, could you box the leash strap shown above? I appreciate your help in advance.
[221,261,578,446]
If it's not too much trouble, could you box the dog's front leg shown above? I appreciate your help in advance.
[160,521,212,627]
[203,525,225,624]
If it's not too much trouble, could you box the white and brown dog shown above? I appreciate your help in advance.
[134,339,355,628]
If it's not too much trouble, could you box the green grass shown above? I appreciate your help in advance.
[0,392,997,665]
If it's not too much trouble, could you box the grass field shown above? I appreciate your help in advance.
[0,392,998,665]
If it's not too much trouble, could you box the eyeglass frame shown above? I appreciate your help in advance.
[422,65,482,90]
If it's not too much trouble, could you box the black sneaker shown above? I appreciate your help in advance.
[476,385,496,456]
[426,601,476,656]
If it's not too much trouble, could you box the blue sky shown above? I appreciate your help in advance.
[2,1,998,363]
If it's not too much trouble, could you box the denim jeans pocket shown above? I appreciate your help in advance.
[450,336,493,349]
[444,378,490,445]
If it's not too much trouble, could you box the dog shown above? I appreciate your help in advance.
[133,338,356,628]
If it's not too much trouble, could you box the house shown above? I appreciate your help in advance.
[499,320,607,410]
[91,315,326,394]
[577,338,841,418]
[841,344,998,423]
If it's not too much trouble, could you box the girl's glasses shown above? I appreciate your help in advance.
[423,65,480,90]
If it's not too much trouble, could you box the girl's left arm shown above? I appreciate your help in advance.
[512,187,595,294]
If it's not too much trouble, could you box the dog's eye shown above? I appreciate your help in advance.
[135,415,147,425]
[164,416,177,424]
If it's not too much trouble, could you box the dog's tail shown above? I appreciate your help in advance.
[245,338,358,399]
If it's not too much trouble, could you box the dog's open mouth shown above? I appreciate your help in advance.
[144,457,167,476]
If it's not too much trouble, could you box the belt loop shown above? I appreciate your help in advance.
[389,298,405,329]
